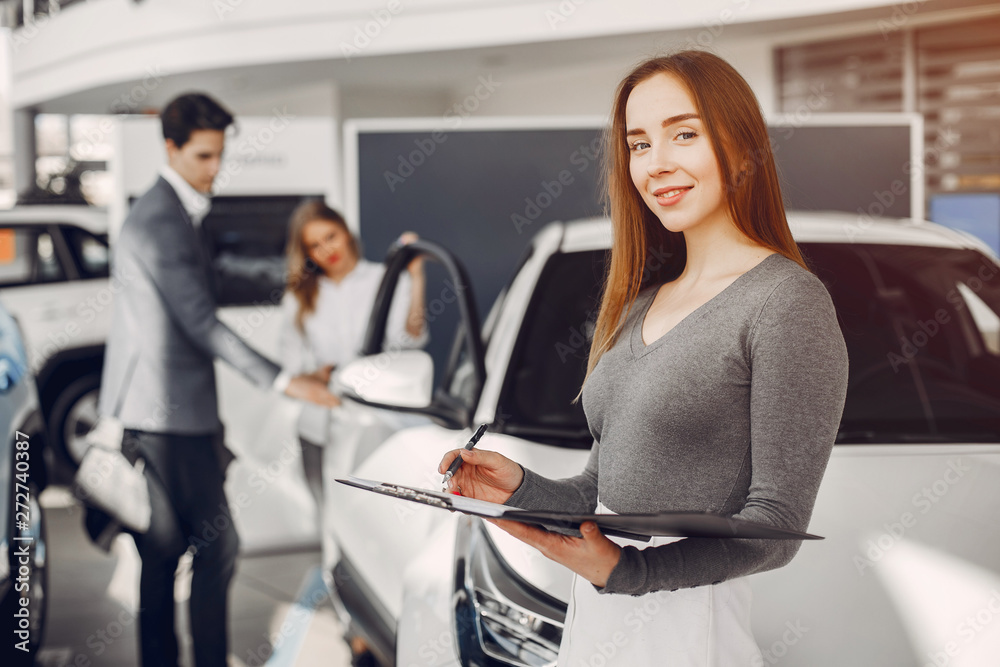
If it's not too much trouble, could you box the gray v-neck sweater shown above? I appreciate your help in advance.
[505,252,849,596]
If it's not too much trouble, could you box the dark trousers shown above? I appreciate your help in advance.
[123,430,240,667]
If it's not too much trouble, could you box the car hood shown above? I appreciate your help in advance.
[342,425,590,607]
[474,433,591,604]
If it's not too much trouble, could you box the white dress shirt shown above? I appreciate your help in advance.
[159,164,212,227]
[280,259,428,443]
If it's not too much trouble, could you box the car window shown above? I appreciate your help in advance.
[61,225,110,279]
[496,249,607,448]
[497,242,1000,448]
[0,228,33,285]
[801,242,1000,443]
[201,196,312,307]
[36,232,64,282]
[0,227,65,286]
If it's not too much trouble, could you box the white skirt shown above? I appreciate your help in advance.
[557,500,763,667]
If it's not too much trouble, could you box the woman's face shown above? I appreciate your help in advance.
[301,218,355,275]
[625,73,730,235]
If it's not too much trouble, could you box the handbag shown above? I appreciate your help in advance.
[73,415,151,534]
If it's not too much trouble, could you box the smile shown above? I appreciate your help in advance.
[652,186,693,205]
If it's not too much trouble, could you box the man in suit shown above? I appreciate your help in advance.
[98,92,339,667]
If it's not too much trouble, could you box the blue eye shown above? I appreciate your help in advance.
[629,140,650,152]
[676,131,698,141]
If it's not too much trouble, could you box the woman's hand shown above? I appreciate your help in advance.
[305,364,335,385]
[437,448,622,587]
[398,231,424,278]
[285,374,341,408]
[489,519,622,588]
[437,448,523,505]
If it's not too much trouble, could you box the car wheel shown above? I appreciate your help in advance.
[48,373,101,467]
[2,478,48,660]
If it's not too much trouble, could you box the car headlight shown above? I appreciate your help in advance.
[453,517,566,667]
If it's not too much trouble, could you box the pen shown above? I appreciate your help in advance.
[442,423,489,489]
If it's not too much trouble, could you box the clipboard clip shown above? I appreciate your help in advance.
[373,482,452,510]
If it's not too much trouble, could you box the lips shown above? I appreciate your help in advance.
[652,185,693,206]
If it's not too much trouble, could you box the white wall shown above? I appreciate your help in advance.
[9,0,911,110]
[443,38,775,119]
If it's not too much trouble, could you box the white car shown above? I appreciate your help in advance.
[325,213,1000,667]
[0,206,112,474]
[0,205,318,552]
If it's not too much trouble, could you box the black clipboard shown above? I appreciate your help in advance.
[336,476,822,542]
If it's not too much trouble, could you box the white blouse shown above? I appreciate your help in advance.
[279,259,428,443]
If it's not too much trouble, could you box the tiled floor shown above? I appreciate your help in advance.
[35,488,353,666]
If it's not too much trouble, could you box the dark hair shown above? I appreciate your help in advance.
[160,93,234,148]
[285,199,361,332]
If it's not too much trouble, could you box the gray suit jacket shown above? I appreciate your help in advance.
[98,177,280,434]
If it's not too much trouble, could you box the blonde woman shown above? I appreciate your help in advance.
[280,199,427,507]
[439,51,849,665]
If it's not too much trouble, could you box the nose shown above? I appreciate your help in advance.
[646,141,677,177]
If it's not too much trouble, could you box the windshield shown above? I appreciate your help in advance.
[496,243,1000,446]
[496,250,606,448]
[802,242,1000,443]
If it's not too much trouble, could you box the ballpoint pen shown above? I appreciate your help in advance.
[442,423,489,490]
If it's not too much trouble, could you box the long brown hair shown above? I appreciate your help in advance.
[285,199,360,332]
[586,50,808,382]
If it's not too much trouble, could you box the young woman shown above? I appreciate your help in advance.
[280,199,428,508]
[438,50,849,665]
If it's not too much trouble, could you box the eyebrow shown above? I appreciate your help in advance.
[626,113,701,137]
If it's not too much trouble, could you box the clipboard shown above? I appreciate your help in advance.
[336,476,823,542]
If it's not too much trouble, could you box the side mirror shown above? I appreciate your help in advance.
[346,238,486,430]
[334,350,434,409]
